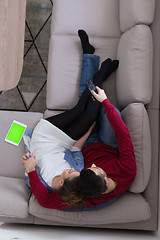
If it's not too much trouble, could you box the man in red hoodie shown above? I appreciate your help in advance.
[80,86,136,208]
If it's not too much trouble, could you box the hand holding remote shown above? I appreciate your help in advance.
[91,86,108,103]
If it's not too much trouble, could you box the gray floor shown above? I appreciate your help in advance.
[0,218,159,240]
[0,0,53,112]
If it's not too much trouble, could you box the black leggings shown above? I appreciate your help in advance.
[46,88,101,140]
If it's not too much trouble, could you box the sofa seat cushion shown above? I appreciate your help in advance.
[47,35,119,110]
[44,110,63,119]
[116,25,153,109]
[0,176,31,218]
[52,0,121,38]
[120,0,155,32]
[29,192,150,225]
[121,103,151,193]
[0,111,43,179]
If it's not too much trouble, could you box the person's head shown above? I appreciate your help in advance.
[79,164,108,198]
[58,175,86,211]
[51,168,86,210]
[51,168,80,190]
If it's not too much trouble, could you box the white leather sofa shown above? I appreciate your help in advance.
[0,0,159,231]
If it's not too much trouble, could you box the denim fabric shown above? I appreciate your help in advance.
[65,149,84,172]
[79,54,120,149]
[99,106,120,150]
[79,54,100,96]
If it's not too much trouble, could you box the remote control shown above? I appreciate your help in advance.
[87,79,98,93]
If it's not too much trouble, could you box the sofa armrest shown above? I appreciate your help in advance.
[121,103,151,193]
[116,25,153,110]
[0,111,43,178]
[0,176,31,219]
[120,0,155,32]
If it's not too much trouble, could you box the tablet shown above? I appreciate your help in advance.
[5,120,27,146]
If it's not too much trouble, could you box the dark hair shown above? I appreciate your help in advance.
[59,176,86,211]
[79,169,107,198]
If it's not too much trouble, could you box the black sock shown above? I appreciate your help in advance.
[93,59,119,87]
[78,29,95,54]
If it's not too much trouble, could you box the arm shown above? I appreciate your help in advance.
[64,122,95,170]
[28,170,68,209]
[91,86,133,148]
[92,87,136,173]
[22,153,70,210]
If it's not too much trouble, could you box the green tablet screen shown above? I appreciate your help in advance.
[6,122,26,144]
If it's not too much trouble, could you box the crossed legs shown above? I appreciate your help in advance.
[46,87,101,140]
[46,30,119,140]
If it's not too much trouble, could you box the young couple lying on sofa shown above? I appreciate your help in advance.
[22,30,136,211]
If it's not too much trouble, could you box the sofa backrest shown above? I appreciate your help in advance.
[119,0,155,33]
[46,0,121,110]
[47,0,155,110]
[116,24,153,109]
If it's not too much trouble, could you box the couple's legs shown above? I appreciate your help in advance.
[64,94,101,139]
[46,88,101,140]
[78,30,119,90]
[46,30,119,141]
[79,54,100,96]
[79,30,120,149]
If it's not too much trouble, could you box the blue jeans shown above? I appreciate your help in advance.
[80,54,120,150]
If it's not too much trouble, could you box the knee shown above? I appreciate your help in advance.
[86,108,98,121]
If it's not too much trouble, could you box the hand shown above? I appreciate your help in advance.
[91,86,107,103]
[22,152,36,173]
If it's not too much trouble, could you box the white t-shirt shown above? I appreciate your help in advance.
[24,119,76,186]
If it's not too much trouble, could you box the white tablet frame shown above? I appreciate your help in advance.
[5,120,27,146]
